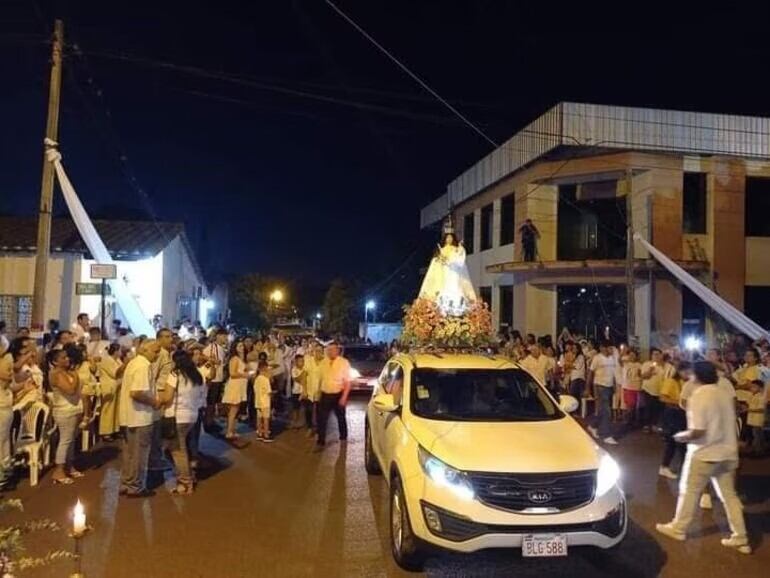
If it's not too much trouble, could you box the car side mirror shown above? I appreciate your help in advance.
[373,392,398,413]
[559,394,579,414]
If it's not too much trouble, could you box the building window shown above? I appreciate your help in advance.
[480,204,493,251]
[499,285,513,329]
[557,182,626,260]
[463,212,475,254]
[499,194,515,246]
[746,177,770,236]
[683,172,707,234]
[479,286,492,309]
[0,295,32,334]
[745,286,770,329]
[682,285,706,337]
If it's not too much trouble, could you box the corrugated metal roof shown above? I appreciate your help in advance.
[421,102,770,228]
[0,216,183,259]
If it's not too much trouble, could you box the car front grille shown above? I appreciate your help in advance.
[467,470,596,512]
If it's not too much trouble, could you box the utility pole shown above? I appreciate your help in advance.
[31,20,64,333]
[625,167,636,343]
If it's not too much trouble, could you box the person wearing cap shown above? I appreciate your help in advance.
[315,343,351,451]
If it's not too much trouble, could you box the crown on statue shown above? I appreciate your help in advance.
[442,217,455,237]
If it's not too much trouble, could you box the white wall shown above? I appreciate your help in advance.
[161,235,207,325]
[0,252,80,327]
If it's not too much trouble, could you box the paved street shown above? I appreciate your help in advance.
[6,397,769,578]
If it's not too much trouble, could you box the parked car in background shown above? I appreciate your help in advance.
[365,352,626,571]
[343,344,387,391]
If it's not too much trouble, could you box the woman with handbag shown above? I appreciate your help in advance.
[159,350,207,495]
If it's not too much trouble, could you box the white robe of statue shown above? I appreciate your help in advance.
[419,243,477,314]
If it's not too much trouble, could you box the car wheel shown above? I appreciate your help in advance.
[364,420,381,475]
[390,474,426,571]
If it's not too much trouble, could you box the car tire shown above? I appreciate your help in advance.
[364,420,381,475]
[390,474,426,572]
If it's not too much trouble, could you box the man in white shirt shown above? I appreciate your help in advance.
[119,339,161,498]
[71,313,91,344]
[202,329,228,433]
[315,343,351,451]
[520,344,551,385]
[587,342,619,445]
[657,361,749,554]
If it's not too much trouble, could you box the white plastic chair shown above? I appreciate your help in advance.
[14,402,52,487]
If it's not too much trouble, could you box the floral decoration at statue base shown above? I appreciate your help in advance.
[401,298,493,349]
[401,217,494,349]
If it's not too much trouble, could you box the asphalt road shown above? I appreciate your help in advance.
[5,397,769,578]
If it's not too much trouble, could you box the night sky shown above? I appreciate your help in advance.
[2,2,770,306]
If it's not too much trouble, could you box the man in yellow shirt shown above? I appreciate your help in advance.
[315,343,351,451]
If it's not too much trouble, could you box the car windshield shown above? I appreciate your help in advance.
[345,347,386,363]
[410,368,562,422]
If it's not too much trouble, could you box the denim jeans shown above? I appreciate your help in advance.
[0,407,13,465]
[596,385,614,438]
[53,411,82,467]
[168,422,195,486]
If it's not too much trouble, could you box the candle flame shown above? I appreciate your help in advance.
[74,499,84,517]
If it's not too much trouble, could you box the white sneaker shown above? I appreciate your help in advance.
[587,426,599,438]
[699,493,713,509]
[603,436,619,445]
[721,536,751,554]
[658,466,678,480]
[656,523,686,541]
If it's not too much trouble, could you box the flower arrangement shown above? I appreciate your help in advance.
[402,298,493,349]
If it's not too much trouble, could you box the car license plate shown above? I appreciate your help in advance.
[522,534,568,557]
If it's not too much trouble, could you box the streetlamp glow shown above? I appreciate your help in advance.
[270,289,284,304]
[365,300,376,324]
[684,335,702,352]
[315,312,322,320]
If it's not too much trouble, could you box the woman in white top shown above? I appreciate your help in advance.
[46,348,84,484]
[222,340,249,440]
[159,350,207,494]
[98,343,124,441]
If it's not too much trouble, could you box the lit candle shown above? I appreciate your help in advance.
[73,500,86,535]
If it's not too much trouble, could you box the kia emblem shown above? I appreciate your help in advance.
[527,489,552,504]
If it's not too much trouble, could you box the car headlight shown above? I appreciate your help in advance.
[417,446,475,501]
[596,453,621,497]
[349,367,361,379]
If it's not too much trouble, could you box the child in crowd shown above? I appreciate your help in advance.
[255,361,274,442]
[290,354,306,429]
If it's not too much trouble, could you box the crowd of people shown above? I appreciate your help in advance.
[0,317,355,497]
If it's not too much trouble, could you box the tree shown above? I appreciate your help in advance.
[321,278,356,336]
[228,274,271,330]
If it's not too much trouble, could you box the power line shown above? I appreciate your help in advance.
[324,0,499,148]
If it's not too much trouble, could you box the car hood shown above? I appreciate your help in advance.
[406,415,600,473]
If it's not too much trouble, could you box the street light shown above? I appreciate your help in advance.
[365,300,376,324]
[270,289,284,304]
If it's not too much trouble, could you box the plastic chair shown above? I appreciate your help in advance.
[13,402,52,487]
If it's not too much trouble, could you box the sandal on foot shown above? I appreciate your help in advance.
[69,470,85,479]
[171,482,193,495]
[53,476,74,485]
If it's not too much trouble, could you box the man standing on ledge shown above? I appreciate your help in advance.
[519,218,540,262]
[315,343,351,451]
